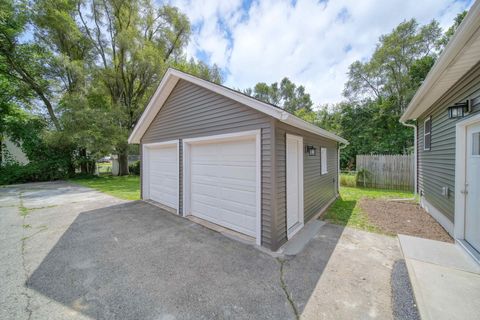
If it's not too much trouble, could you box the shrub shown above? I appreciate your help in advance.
[356,169,372,188]
[128,160,140,175]
[0,160,71,185]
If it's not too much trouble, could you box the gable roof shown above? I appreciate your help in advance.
[401,0,480,122]
[128,68,348,144]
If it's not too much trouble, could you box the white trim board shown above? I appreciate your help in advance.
[182,130,262,246]
[128,68,348,145]
[142,140,180,214]
[286,134,304,240]
[455,113,480,244]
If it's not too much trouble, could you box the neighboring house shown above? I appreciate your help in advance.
[129,68,348,251]
[401,0,480,260]
[0,135,29,165]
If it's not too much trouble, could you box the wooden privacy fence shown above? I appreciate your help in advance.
[356,154,414,191]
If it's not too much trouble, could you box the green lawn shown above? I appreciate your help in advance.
[322,187,414,233]
[96,162,113,174]
[70,175,140,200]
[69,175,413,233]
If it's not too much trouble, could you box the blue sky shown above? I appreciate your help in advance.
[167,0,473,106]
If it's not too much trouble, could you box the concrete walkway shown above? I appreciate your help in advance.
[1,181,406,319]
[399,235,480,320]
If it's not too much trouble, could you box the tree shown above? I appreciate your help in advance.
[343,19,442,113]
[244,77,313,113]
[0,0,62,130]
[1,0,222,178]
[73,0,224,175]
[321,15,464,169]
[437,11,467,48]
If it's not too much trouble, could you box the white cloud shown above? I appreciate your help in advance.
[168,0,473,106]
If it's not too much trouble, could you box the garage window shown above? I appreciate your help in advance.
[321,147,327,174]
[424,117,432,151]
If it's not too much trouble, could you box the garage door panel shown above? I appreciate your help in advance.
[191,175,255,191]
[145,144,178,210]
[191,198,222,221]
[191,183,218,199]
[220,199,256,218]
[150,163,176,174]
[150,182,176,198]
[219,166,255,181]
[188,136,257,237]
[220,188,255,208]
[217,211,256,236]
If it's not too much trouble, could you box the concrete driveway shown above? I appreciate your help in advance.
[0,181,409,320]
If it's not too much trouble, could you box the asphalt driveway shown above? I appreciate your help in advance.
[0,181,408,320]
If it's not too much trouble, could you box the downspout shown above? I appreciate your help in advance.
[400,121,417,196]
[337,143,348,196]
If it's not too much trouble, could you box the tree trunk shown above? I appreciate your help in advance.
[80,148,88,174]
[117,149,129,176]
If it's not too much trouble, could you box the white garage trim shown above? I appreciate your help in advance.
[143,140,180,214]
[182,130,262,245]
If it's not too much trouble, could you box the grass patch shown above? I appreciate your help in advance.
[322,187,414,233]
[340,173,356,187]
[96,162,112,174]
[19,206,29,217]
[69,175,140,200]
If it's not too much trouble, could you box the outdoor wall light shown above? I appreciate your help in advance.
[448,100,470,119]
[306,145,316,156]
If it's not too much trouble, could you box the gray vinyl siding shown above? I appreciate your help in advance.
[417,62,480,222]
[140,80,275,248]
[274,121,339,248]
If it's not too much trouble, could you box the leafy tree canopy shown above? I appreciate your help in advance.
[244,77,313,113]
[0,0,222,177]
[243,13,466,169]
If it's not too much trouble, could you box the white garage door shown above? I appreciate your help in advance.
[144,143,178,211]
[187,136,258,237]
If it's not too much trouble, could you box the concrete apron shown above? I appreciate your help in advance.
[398,234,480,320]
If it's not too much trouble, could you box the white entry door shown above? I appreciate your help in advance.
[465,122,480,252]
[143,142,179,212]
[286,134,304,238]
[185,134,259,238]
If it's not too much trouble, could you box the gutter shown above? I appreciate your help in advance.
[400,121,417,196]
[337,142,348,195]
[280,112,349,145]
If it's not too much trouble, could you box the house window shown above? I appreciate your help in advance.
[424,117,432,151]
[321,147,327,174]
[473,132,480,156]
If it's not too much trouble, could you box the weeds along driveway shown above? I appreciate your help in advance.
[0,181,402,320]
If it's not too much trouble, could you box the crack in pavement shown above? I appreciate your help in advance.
[277,258,300,320]
[19,192,34,320]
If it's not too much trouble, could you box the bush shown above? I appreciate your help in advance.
[0,160,71,185]
[128,160,140,175]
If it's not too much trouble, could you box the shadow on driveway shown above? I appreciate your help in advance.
[27,201,344,319]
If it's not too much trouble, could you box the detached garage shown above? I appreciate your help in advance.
[129,68,348,251]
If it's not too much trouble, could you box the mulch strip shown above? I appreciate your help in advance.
[359,198,453,243]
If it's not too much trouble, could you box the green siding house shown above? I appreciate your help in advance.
[129,68,347,251]
[401,0,480,260]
